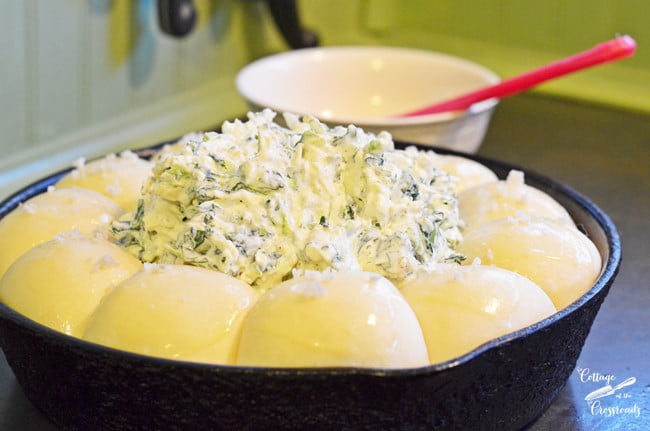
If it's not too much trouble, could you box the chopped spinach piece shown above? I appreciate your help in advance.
[402,183,419,200]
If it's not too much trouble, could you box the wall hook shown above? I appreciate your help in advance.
[158,0,197,38]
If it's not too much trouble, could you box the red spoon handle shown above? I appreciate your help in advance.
[403,35,637,116]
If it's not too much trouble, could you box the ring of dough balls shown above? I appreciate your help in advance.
[0,232,142,337]
[457,216,601,310]
[434,155,498,193]
[83,264,259,364]
[458,170,574,230]
[56,152,153,212]
[0,187,123,278]
[401,264,556,364]
[0,142,605,369]
[236,270,429,368]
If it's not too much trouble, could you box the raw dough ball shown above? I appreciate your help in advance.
[457,216,602,310]
[57,152,152,211]
[236,270,429,368]
[401,264,556,364]
[83,264,259,364]
[0,233,142,337]
[435,155,498,193]
[458,170,573,230]
[0,187,123,277]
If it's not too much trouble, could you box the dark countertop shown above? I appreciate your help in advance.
[480,95,650,431]
[1,94,649,430]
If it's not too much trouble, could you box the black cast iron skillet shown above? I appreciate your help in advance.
[0,142,621,431]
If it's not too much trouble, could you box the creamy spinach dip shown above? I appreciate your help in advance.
[113,110,464,290]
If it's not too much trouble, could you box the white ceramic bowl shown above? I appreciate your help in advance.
[236,46,500,153]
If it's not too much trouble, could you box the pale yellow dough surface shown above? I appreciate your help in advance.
[236,270,429,368]
[0,187,123,278]
[458,216,602,310]
[458,171,574,230]
[0,233,142,337]
[57,152,152,211]
[434,155,498,193]
[83,264,259,364]
[401,264,556,364]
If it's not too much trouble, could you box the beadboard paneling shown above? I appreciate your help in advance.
[87,0,131,122]
[34,0,87,143]
[179,0,234,90]
[128,0,181,109]
[0,1,27,152]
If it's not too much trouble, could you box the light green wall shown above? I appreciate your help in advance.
[301,0,650,114]
[1,0,648,198]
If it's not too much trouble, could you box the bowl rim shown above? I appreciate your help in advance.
[0,143,621,377]
[235,45,501,127]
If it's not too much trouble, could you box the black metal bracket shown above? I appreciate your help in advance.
[156,0,318,48]
[267,0,319,49]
